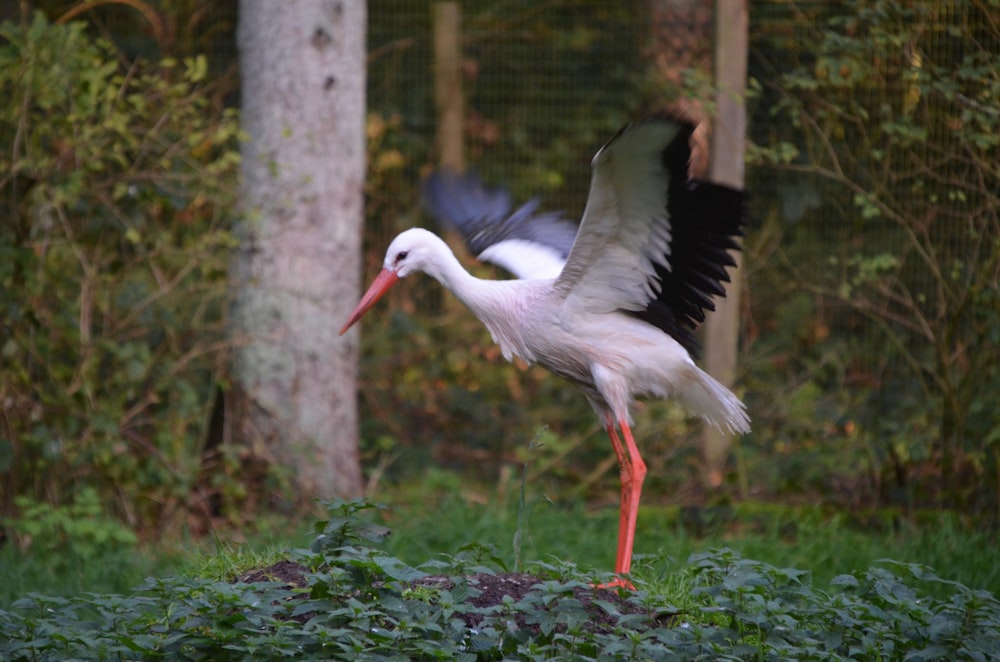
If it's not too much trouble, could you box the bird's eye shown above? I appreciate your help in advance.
[395,250,409,263]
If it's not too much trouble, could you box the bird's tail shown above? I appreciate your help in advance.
[676,365,750,435]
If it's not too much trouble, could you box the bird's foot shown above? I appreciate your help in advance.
[594,576,635,591]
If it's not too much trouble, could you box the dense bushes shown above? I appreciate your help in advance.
[747,0,1000,512]
[0,14,240,535]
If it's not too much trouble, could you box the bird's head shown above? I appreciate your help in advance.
[339,228,441,335]
[382,228,440,278]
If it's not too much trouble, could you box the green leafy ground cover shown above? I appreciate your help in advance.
[2,499,998,661]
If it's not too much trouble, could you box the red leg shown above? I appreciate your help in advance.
[600,421,647,588]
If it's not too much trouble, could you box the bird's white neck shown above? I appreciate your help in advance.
[419,233,537,363]
[420,234,509,313]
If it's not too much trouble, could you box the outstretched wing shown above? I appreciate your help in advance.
[554,113,746,356]
[423,170,579,280]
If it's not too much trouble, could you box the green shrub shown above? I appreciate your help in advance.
[0,13,240,533]
[748,0,1000,512]
[7,487,137,563]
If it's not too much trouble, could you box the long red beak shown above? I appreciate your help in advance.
[339,268,400,335]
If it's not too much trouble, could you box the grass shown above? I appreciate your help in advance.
[374,484,1000,597]
[0,544,165,610]
[183,534,303,583]
[0,516,305,611]
[2,478,996,611]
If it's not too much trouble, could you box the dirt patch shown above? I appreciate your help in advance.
[238,559,311,587]
[412,571,675,633]
[237,560,677,633]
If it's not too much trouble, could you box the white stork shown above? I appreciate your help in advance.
[340,113,750,587]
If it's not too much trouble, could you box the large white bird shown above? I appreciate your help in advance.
[341,113,750,587]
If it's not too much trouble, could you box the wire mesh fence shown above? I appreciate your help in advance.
[364,0,997,505]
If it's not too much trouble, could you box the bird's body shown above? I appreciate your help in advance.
[342,113,749,586]
[384,228,745,433]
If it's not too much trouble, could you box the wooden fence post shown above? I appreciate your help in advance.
[433,2,464,172]
[702,0,748,490]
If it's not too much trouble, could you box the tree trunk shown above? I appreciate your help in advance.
[232,0,366,501]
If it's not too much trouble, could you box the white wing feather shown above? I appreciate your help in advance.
[477,239,567,280]
[555,120,685,314]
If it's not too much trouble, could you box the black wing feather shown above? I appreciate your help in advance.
[629,125,748,358]
[422,169,578,261]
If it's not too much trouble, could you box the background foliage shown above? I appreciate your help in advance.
[0,11,240,536]
[0,0,997,552]
[748,0,1000,513]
